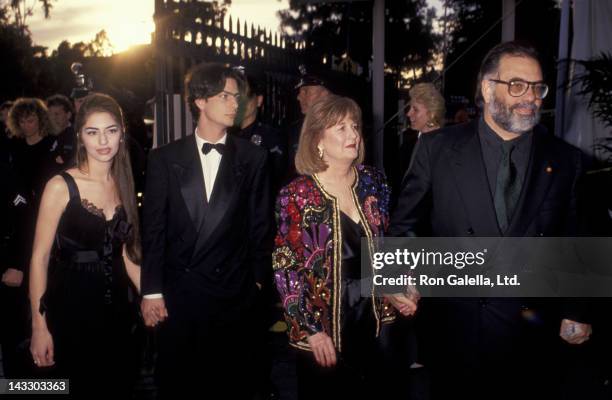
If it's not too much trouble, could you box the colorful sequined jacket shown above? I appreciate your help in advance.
[273,165,396,352]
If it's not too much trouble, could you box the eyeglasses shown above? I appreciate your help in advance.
[488,79,549,99]
[216,90,241,101]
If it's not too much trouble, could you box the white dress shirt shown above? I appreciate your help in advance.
[195,130,227,201]
[143,130,227,300]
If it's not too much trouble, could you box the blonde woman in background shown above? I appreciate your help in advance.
[406,82,446,134]
[395,83,447,191]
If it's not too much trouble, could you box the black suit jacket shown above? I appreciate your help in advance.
[389,119,585,367]
[390,119,582,238]
[141,134,273,300]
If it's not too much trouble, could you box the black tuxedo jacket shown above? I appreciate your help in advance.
[389,119,586,366]
[141,134,273,300]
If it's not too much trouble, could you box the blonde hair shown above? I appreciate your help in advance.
[409,83,446,128]
[7,98,55,139]
[295,95,365,175]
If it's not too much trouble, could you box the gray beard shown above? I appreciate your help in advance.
[487,93,540,134]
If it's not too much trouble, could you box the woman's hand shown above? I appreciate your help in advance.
[30,328,55,367]
[386,292,418,317]
[307,332,337,367]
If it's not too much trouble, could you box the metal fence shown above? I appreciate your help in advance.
[153,0,370,147]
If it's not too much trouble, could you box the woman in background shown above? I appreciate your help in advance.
[29,93,141,397]
[406,82,446,136]
[392,83,446,199]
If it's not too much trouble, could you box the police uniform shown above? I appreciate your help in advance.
[235,120,287,194]
[285,73,328,184]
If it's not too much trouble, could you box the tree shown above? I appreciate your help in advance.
[438,0,501,102]
[385,0,439,86]
[0,0,58,99]
[84,29,114,57]
[1,0,55,33]
[277,0,439,85]
[0,21,39,98]
[440,0,561,110]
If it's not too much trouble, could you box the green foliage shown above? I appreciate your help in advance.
[569,52,612,164]
[441,0,560,106]
[277,0,439,83]
[1,0,55,32]
[0,1,154,106]
[572,53,612,129]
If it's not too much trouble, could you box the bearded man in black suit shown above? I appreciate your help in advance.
[389,41,592,400]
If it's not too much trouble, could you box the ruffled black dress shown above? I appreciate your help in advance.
[39,172,138,396]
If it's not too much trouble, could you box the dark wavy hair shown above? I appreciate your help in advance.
[74,93,141,264]
[184,62,245,119]
[475,41,542,108]
[7,98,55,139]
[46,94,75,115]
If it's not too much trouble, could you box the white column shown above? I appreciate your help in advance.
[554,0,571,138]
[372,0,385,169]
[502,0,515,42]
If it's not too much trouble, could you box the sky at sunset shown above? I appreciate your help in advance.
[28,0,443,55]
[29,0,290,54]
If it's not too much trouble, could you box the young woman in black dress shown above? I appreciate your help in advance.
[29,93,141,396]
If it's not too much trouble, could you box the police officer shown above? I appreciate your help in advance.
[0,137,33,378]
[233,74,287,194]
[46,94,76,165]
[286,69,331,182]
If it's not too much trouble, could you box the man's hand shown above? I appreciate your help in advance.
[2,268,24,287]
[307,332,337,367]
[386,292,418,317]
[141,297,169,327]
[560,319,592,345]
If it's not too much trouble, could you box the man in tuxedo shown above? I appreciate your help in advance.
[389,41,591,399]
[141,62,273,398]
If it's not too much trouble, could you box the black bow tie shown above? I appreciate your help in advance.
[201,142,226,155]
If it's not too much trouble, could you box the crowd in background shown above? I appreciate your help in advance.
[0,40,611,400]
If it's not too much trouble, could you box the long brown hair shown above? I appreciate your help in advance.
[74,93,141,264]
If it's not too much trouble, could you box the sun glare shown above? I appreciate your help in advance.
[106,19,156,54]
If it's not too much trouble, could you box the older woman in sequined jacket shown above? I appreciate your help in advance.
[273,95,417,399]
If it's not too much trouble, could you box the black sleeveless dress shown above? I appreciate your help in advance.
[39,172,138,396]
[339,211,377,363]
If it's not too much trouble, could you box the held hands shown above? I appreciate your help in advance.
[560,319,592,345]
[141,298,169,327]
[30,328,55,367]
[1,268,24,287]
[307,332,337,367]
